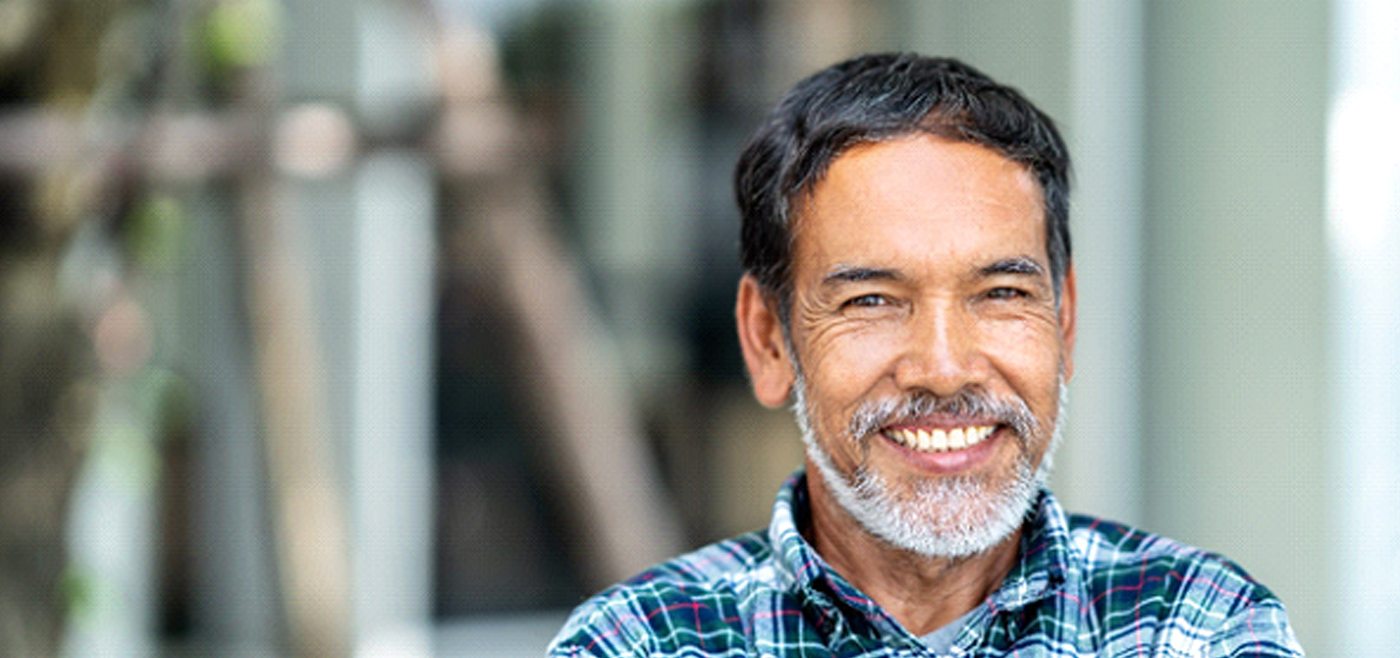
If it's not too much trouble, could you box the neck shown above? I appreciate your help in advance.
[804,466,1022,636]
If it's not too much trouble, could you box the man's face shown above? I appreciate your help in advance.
[783,135,1076,557]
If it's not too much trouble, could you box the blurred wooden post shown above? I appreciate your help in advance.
[238,162,354,658]
[435,24,686,587]
[235,57,354,656]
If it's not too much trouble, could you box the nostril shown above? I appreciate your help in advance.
[893,349,984,399]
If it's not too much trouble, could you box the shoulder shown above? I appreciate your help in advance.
[547,530,776,657]
[1065,514,1303,656]
[1066,513,1273,606]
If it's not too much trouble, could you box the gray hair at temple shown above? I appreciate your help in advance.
[734,53,1072,324]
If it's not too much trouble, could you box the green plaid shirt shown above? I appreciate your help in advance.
[550,472,1302,657]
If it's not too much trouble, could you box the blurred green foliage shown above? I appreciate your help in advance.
[201,0,282,74]
[59,566,97,624]
[126,194,188,273]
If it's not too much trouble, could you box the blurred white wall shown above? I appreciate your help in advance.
[1328,0,1400,653]
[1141,2,1331,653]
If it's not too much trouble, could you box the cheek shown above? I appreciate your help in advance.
[801,325,905,423]
[979,320,1064,403]
[805,325,903,386]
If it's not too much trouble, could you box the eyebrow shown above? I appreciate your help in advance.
[820,265,904,287]
[819,257,1046,287]
[980,256,1046,278]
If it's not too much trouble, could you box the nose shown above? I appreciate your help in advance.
[893,300,987,397]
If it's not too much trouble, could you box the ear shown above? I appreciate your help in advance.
[735,274,797,408]
[1058,263,1078,381]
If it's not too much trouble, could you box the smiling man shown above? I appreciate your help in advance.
[550,54,1303,657]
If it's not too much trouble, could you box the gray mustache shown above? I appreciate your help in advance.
[846,389,1039,443]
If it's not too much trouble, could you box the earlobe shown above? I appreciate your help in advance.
[1059,264,1078,381]
[735,275,796,408]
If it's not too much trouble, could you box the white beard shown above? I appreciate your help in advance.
[793,376,1066,559]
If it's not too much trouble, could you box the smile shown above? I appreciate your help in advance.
[882,425,997,453]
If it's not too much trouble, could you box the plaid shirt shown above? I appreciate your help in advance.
[549,472,1303,657]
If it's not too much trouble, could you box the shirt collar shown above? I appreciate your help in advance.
[767,471,882,617]
[988,486,1075,610]
[768,470,1077,615]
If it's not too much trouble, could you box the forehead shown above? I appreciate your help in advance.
[792,135,1046,273]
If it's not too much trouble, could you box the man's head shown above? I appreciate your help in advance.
[733,53,1077,559]
[736,53,1071,320]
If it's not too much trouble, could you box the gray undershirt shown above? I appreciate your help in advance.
[918,606,979,654]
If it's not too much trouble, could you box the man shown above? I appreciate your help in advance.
[550,53,1302,657]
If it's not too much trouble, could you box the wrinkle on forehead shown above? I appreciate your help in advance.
[799,138,1038,228]
[790,137,1048,281]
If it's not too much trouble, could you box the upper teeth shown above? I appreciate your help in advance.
[885,426,996,452]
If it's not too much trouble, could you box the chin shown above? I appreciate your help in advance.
[791,369,1068,558]
[795,381,1066,559]
[804,432,1052,558]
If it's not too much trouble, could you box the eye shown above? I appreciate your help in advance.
[842,293,889,309]
[985,287,1029,301]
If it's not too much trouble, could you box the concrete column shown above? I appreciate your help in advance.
[347,152,435,658]
[1059,0,1145,525]
[1143,1,1331,652]
[1328,0,1400,652]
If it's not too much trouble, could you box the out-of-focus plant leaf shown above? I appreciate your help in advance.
[202,0,281,74]
[136,367,190,440]
[59,566,97,623]
[126,194,187,272]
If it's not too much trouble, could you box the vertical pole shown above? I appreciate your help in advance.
[241,157,354,658]
[1061,0,1145,525]
[346,3,437,655]
[1141,1,1329,649]
[187,193,280,651]
[281,1,438,655]
[348,152,435,658]
[1328,1,1400,652]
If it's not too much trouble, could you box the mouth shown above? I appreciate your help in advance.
[881,424,1000,453]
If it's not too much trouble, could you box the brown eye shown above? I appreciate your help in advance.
[843,294,889,308]
[985,287,1029,300]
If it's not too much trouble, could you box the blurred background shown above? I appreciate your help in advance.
[1,0,1396,656]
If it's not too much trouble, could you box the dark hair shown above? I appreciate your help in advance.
[735,53,1071,319]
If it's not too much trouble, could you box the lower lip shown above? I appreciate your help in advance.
[879,427,1006,474]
